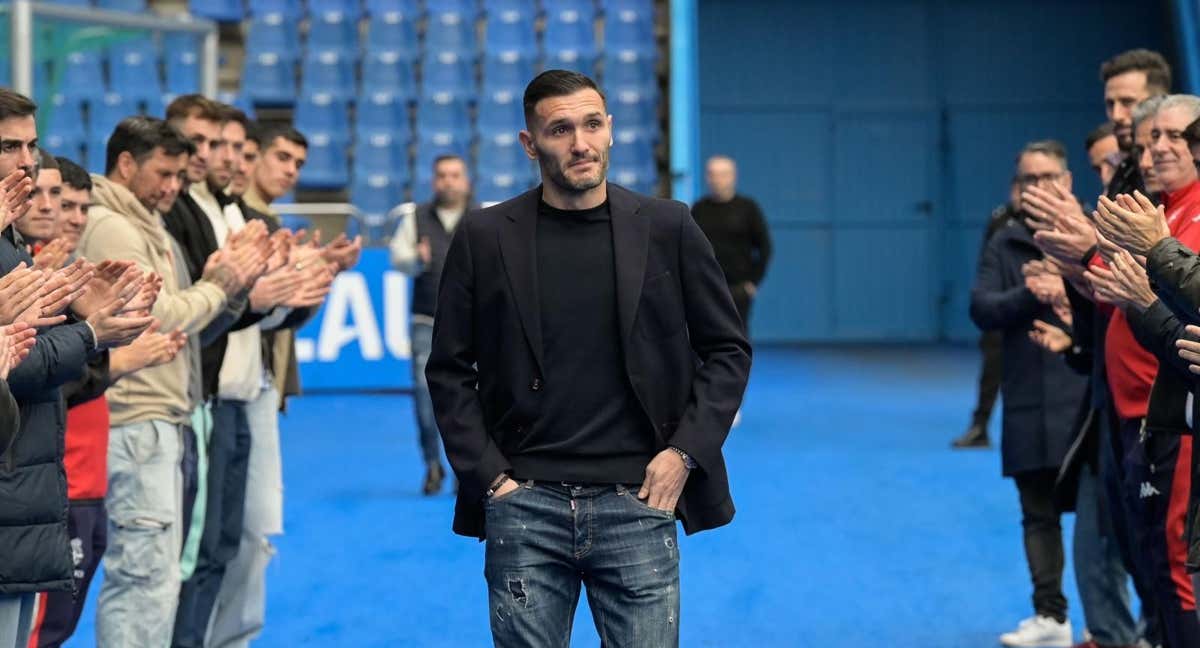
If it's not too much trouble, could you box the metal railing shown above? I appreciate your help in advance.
[6,0,218,97]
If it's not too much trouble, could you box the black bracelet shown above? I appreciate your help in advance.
[485,474,511,499]
[1079,245,1098,267]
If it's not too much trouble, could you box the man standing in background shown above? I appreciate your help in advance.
[390,154,472,495]
[691,155,772,334]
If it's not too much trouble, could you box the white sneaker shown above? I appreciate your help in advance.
[732,409,742,428]
[998,615,1072,647]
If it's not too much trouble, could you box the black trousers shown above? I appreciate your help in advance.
[1014,469,1068,622]
[33,500,106,647]
[173,399,252,648]
[1124,427,1199,648]
[971,331,1003,427]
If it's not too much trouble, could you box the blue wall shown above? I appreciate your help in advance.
[698,0,1171,343]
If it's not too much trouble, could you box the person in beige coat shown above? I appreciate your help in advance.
[75,116,265,648]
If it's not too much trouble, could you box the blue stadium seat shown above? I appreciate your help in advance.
[246,13,300,59]
[426,0,478,15]
[484,0,537,19]
[86,93,139,172]
[297,132,351,189]
[602,0,654,53]
[356,92,411,141]
[544,3,598,75]
[310,0,362,21]
[281,214,311,231]
[481,53,536,97]
[301,49,356,102]
[603,48,655,93]
[543,0,596,20]
[421,52,476,100]
[109,40,162,104]
[96,0,146,11]
[249,0,301,18]
[425,8,478,60]
[415,93,472,146]
[57,51,106,104]
[354,131,410,178]
[242,52,297,106]
[41,95,86,162]
[483,5,538,60]
[295,93,352,142]
[217,91,256,118]
[477,90,524,137]
[365,0,420,17]
[476,171,535,204]
[189,0,244,22]
[361,50,417,99]
[607,85,657,141]
[164,33,201,96]
[351,173,405,222]
[609,129,655,193]
[142,93,167,118]
[43,0,90,5]
[477,131,531,177]
[308,6,361,57]
[364,12,420,61]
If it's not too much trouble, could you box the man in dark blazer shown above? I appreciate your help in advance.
[426,70,752,648]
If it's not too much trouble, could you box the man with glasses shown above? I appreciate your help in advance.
[972,141,1089,647]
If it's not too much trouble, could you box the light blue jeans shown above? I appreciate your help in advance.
[411,321,442,466]
[208,385,283,648]
[0,593,35,648]
[96,419,184,648]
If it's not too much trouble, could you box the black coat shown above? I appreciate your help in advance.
[427,184,752,538]
[0,228,92,593]
[969,222,1087,476]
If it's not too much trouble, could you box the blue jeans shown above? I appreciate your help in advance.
[484,481,680,648]
[411,321,442,465]
[1074,465,1139,645]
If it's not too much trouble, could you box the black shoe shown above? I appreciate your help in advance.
[951,423,990,449]
[423,463,445,496]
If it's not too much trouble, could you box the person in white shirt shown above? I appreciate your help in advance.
[391,154,472,495]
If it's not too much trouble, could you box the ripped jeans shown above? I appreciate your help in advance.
[484,481,680,648]
[96,419,184,648]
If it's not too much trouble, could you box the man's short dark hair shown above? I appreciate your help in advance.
[221,105,250,131]
[105,116,196,175]
[1183,115,1200,147]
[433,153,467,172]
[250,122,308,151]
[165,93,225,125]
[37,149,58,172]
[1100,49,1172,95]
[56,156,91,191]
[0,89,37,122]
[1016,139,1069,171]
[1085,122,1115,151]
[522,69,607,127]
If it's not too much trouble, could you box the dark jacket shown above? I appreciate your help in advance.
[427,184,752,538]
[0,227,92,593]
[163,188,264,400]
[1143,236,1200,569]
[969,222,1088,476]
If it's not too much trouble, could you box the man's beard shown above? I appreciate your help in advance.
[536,143,609,194]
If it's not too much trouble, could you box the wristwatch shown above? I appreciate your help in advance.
[669,446,697,470]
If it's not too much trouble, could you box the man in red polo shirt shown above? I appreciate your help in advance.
[1088,94,1200,648]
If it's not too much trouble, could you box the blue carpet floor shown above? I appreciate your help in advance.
[63,346,1120,646]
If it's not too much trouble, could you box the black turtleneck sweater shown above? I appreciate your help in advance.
[507,199,656,484]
